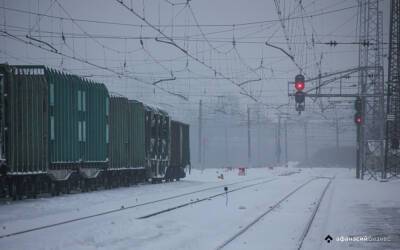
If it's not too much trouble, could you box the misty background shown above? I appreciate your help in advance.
[0,0,390,168]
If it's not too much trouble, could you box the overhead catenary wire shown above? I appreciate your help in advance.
[0,0,366,124]
[187,3,228,55]
[271,0,307,75]
[115,0,259,103]
[0,0,362,101]
[0,4,360,28]
[0,0,362,108]
[1,30,188,101]
[2,31,385,47]
[0,1,362,78]
[53,0,136,55]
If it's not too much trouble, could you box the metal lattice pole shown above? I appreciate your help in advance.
[198,100,202,166]
[358,0,385,180]
[247,106,251,167]
[384,0,400,179]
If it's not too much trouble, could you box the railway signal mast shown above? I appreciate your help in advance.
[287,0,385,180]
[358,0,385,180]
[354,97,362,178]
[354,97,362,125]
[384,0,400,179]
[294,74,306,114]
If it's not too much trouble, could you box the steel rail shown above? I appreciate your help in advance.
[216,176,333,249]
[137,178,278,219]
[297,177,334,249]
[0,176,275,239]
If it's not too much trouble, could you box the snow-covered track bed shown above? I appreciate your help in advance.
[217,176,333,250]
[0,176,274,239]
[2,169,349,250]
[137,178,277,219]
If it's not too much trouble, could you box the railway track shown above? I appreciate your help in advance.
[216,176,334,250]
[0,175,276,239]
[137,177,277,219]
[296,177,333,250]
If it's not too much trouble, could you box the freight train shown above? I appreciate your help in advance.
[0,64,191,200]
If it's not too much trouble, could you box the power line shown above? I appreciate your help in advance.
[0,0,367,119]
[2,32,388,47]
[163,0,188,6]
[1,30,188,100]
[53,0,134,55]
[0,4,360,28]
[115,0,258,102]
[187,3,227,54]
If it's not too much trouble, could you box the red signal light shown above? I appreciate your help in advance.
[354,113,362,125]
[295,81,305,91]
[294,74,305,91]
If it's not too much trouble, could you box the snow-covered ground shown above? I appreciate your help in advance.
[0,166,399,250]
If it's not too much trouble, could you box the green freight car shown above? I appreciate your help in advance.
[0,65,50,198]
[46,68,108,176]
[168,120,190,180]
[0,65,49,176]
[0,64,109,198]
[181,122,191,169]
[0,63,191,199]
[144,105,170,181]
[108,96,146,184]
[109,95,129,169]
[128,100,146,169]
[158,109,170,179]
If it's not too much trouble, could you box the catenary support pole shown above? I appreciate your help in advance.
[198,99,202,165]
[247,106,251,167]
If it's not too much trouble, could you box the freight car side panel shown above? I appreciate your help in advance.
[1,65,48,173]
[129,101,145,168]
[143,106,170,178]
[182,123,190,167]
[144,106,154,161]
[109,96,129,169]
[159,110,170,161]
[48,70,76,165]
[170,121,190,169]
[47,69,108,168]
[170,120,182,168]
[86,82,108,164]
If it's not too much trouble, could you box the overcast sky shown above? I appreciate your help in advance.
[0,0,391,165]
[0,0,390,119]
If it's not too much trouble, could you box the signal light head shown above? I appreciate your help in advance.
[354,113,362,125]
[294,74,305,91]
[295,81,305,91]
[354,98,362,112]
[295,91,305,103]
